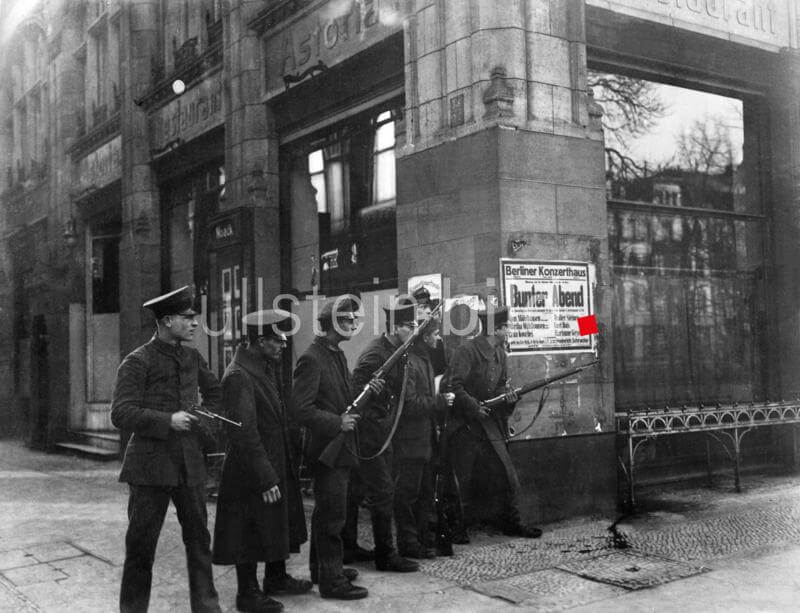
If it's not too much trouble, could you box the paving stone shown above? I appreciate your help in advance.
[557,550,709,590]
[26,541,85,564]
[2,562,69,586]
[472,568,627,610]
[0,548,38,571]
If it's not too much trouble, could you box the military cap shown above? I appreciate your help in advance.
[412,286,431,305]
[243,309,291,340]
[477,305,510,328]
[142,286,197,319]
[317,295,360,321]
[383,296,416,325]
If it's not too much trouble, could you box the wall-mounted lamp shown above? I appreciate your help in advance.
[63,217,78,248]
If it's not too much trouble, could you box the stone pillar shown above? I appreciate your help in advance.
[769,49,800,399]
[398,0,615,522]
[119,0,161,356]
[225,0,281,304]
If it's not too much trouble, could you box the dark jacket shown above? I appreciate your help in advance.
[446,335,519,490]
[111,335,222,488]
[212,346,307,564]
[291,336,356,468]
[394,342,443,462]
[352,334,406,456]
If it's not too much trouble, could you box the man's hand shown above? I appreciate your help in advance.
[503,385,519,404]
[367,378,385,396]
[340,413,361,432]
[477,406,491,419]
[170,410,199,431]
[262,485,282,504]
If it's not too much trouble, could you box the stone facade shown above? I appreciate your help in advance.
[1,0,799,522]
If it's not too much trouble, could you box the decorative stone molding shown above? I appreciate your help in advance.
[482,66,515,122]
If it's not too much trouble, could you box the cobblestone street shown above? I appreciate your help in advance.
[0,439,798,612]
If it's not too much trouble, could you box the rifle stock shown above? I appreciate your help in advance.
[481,359,599,410]
[317,303,443,467]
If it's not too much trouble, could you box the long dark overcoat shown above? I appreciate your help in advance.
[445,335,520,493]
[212,346,307,565]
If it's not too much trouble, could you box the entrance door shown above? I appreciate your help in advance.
[85,233,120,430]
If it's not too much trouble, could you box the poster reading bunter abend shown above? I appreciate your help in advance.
[499,259,595,354]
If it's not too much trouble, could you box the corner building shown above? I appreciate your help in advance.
[2,0,799,524]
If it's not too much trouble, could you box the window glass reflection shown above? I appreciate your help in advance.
[594,70,766,408]
[591,74,750,213]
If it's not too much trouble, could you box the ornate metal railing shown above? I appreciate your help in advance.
[616,401,800,508]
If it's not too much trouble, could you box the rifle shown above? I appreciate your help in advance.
[317,303,443,468]
[482,359,599,410]
[190,405,242,428]
[432,415,456,555]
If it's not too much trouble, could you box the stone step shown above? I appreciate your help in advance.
[54,441,120,460]
[71,430,120,452]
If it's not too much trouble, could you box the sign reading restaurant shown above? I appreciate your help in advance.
[264,0,405,99]
[500,259,595,355]
[586,0,795,50]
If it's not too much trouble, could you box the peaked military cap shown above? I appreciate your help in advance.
[317,295,360,321]
[142,286,197,319]
[243,309,291,340]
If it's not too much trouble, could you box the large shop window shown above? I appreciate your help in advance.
[288,105,401,295]
[591,72,767,408]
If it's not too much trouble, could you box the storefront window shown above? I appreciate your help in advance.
[290,104,402,295]
[591,71,766,408]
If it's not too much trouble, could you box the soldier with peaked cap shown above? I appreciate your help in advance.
[445,305,542,541]
[111,286,222,613]
[291,296,381,601]
[212,309,311,613]
[350,297,420,573]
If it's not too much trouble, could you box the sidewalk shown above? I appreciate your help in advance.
[0,439,798,612]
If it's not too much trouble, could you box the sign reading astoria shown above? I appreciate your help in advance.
[500,259,595,354]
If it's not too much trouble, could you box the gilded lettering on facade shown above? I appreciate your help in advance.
[265,0,403,98]
[149,74,224,154]
[656,0,777,33]
[587,0,790,48]
[77,135,121,190]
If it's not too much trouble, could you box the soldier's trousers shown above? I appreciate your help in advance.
[357,450,396,561]
[309,464,350,589]
[120,483,220,613]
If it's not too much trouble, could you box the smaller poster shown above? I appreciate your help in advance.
[407,273,442,301]
[500,259,595,354]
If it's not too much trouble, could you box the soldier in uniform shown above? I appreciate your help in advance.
[351,298,420,573]
[393,316,454,558]
[212,309,311,613]
[291,297,380,600]
[446,306,542,540]
[110,286,222,613]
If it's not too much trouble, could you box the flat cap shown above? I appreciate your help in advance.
[317,295,360,321]
[477,305,510,328]
[383,296,416,325]
[143,286,196,319]
[243,309,291,339]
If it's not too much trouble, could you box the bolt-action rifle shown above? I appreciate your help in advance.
[317,303,443,468]
[481,359,599,410]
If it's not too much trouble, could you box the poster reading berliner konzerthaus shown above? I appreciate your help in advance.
[499,259,595,354]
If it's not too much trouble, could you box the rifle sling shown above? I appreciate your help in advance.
[345,360,410,461]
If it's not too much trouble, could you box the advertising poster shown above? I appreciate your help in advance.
[500,259,595,354]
